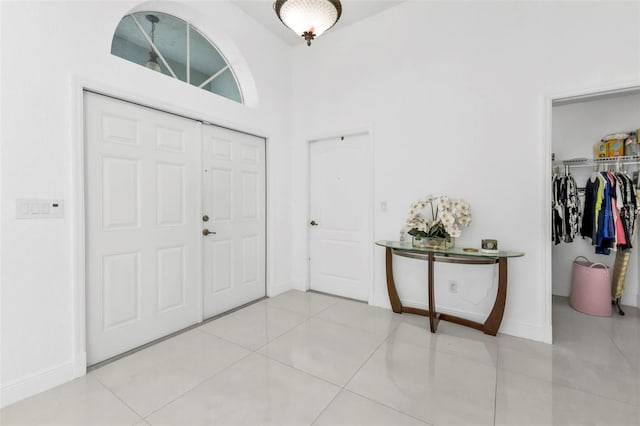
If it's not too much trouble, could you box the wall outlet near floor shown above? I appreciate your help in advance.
[448,280,458,294]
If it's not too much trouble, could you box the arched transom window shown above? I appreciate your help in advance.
[111,11,243,104]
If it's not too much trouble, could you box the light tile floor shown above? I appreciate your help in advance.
[2,292,640,426]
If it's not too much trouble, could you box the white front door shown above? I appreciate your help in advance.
[202,124,266,318]
[309,133,372,301]
[85,92,200,365]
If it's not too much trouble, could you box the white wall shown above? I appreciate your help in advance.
[290,1,640,343]
[0,0,293,407]
[552,93,640,306]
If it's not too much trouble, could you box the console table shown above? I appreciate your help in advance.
[376,240,524,336]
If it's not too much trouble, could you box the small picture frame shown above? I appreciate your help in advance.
[481,239,499,253]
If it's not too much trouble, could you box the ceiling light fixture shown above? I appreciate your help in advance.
[274,0,342,46]
[145,14,161,72]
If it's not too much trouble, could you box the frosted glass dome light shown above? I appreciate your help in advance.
[274,0,342,46]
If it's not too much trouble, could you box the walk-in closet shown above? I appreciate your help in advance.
[552,89,640,322]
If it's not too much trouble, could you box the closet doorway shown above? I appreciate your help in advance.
[308,132,373,301]
[84,91,266,365]
[551,88,640,330]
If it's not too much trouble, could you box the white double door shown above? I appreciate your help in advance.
[85,92,265,365]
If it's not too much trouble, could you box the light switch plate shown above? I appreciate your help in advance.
[16,199,64,219]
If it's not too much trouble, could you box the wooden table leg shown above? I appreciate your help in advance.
[386,247,402,313]
[483,257,508,336]
[428,252,439,333]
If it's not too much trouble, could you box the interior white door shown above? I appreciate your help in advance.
[309,133,372,301]
[202,124,266,318]
[85,92,200,365]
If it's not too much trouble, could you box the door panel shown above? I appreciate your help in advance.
[156,246,186,312]
[202,125,266,318]
[85,92,200,365]
[102,251,140,329]
[156,162,185,226]
[309,134,372,301]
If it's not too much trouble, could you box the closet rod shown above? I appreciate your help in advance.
[552,155,640,168]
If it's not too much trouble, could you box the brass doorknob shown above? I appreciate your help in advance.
[202,229,216,236]
[310,220,318,226]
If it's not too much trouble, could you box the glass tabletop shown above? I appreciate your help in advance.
[375,240,525,259]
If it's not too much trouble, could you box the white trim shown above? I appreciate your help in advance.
[195,121,204,324]
[542,91,554,345]
[265,137,272,300]
[0,361,76,409]
[543,80,640,346]
[70,78,87,378]
[306,128,375,304]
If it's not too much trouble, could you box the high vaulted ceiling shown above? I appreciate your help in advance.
[231,0,405,46]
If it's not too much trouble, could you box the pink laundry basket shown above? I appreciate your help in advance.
[569,256,612,317]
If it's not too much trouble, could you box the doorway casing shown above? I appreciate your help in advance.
[542,80,640,345]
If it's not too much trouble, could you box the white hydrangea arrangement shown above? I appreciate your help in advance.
[406,194,472,239]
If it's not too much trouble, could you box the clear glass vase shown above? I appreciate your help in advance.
[412,235,454,249]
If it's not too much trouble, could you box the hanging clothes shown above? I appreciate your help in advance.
[552,171,581,244]
[580,174,599,240]
[580,169,638,254]
[595,172,615,255]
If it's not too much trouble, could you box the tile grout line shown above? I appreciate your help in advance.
[390,321,500,370]
[539,303,640,406]
[308,388,343,426]
[496,363,640,408]
[91,374,148,422]
[142,297,329,423]
[140,350,255,421]
[493,340,500,426]
[338,331,434,425]
[342,331,390,391]
[254,350,344,389]
[197,311,309,353]
[342,388,434,426]
[88,296,267,372]
[253,316,313,353]
[308,330,391,426]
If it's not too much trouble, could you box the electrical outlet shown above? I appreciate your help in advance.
[449,280,458,294]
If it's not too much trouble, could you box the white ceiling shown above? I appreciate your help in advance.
[231,0,405,46]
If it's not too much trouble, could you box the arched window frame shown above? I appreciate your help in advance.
[111,10,245,104]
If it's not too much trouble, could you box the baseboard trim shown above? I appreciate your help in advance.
[384,298,553,344]
[73,352,87,377]
[268,281,294,297]
[1,360,76,408]
[398,298,487,324]
[499,320,552,344]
